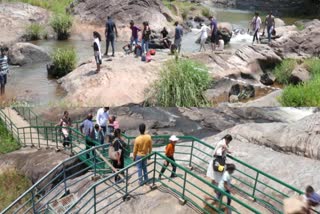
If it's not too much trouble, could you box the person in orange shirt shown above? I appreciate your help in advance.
[159,135,179,179]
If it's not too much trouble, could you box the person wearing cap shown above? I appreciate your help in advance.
[159,135,179,179]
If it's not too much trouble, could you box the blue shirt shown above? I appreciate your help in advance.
[211,20,218,33]
[106,19,116,36]
[175,25,183,40]
[309,192,320,204]
[80,119,94,137]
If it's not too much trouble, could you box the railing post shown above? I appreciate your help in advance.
[252,172,259,198]
[125,168,129,198]
[152,153,157,186]
[93,186,97,213]
[188,140,194,169]
[94,149,97,177]
[23,128,26,147]
[179,170,187,205]
[31,189,36,213]
[10,120,13,133]
[63,163,67,195]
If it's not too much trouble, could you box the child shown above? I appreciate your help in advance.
[305,186,320,213]
[159,135,179,179]
[94,124,105,145]
[93,31,102,73]
[217,163,236,213]
[0,47,9,96]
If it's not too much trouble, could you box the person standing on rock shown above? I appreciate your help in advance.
[80,113,95,159]
[93,31,102,73]
[263,11,275,44]
[141,21,151,54]
[251,12,262,45]
[105,16,118,57]
[209,16,218,51]
[130,20,141,51]
[174,21,183,53]
[133,123,152,186]
[159,135,178,179]
[198,23,210,52]
[0,47,9,96]
[56,111,72,148]
[96,107,110,142]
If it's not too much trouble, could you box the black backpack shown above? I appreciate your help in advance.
[213,156,226,172]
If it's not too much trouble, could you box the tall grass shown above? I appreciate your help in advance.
[49,48,77,78]
[8,0,73,14]
[0,169,31,211]
[304,57,320,76]
[149,59,212,107]
[280,74,320,107]
[50,14,73,40]
[273,59,296,85]
[201,7,213,18]
[0,121,20,155]
[25,23,44,40]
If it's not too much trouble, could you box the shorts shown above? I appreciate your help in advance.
[94,52,102,65]
[211,31,218,44]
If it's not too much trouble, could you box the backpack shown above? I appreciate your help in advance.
[213,156,226,172]
[149,49,156,56]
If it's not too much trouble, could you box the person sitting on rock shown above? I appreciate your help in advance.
[160,27,171,48]
[159,135,179,179]
[93,31,102,73]
[305,186,320,213]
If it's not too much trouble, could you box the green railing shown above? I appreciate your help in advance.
[65,152,261,214]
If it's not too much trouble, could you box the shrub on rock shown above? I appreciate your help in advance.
[50,14,73,40]
[48,48,76,78]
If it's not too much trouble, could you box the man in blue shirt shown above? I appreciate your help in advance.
[209,16,218,51]
[306,186,320,212]
[80,113,94,158]
[105,16,118,57]
[174,21,183,53]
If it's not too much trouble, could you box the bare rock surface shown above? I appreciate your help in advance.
[0,3,50,43]
[9,42,50,65]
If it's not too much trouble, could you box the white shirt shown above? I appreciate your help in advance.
[218,171,231,191]
[200,25,209,40]
[252,16,262,31]
[213,139,228,157]
[96,108,109,127]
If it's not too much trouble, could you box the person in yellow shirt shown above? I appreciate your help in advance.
[159,135,179,179]
[133,123,152,186]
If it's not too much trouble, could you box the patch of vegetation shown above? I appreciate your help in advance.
[50,14,73,40]
[148,58,212,107]
[294,22,305,31]
[201,7,213,18]
[273,59,297,85]
[0,169,31,211]
[0,121,20,155]
[8,0,73,14]
[280,74,320,107]
[25,23,44,40]
[304,57,320,76]
[49,48,77,78]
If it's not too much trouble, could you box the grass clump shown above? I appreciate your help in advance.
[273,59,296,85]
[280,74,320,107]
[49,48,77,78]
[149,58,212,107]
[0,169,31,211]
[25,23,44,40]
[50,14,73,40]
[304,57,320,76]
[8,0,73,14]
[201,7,213,18]
[0,121,20,155]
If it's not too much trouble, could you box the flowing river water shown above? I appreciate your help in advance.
[1,6,304,106]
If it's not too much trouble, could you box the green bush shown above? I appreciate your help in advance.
[201,7,213,18]
[304,57,320,76]
[0,121,20,155]
[50,14,73,40]
[25,23,43,40]
[280,74,320,107]
[49,48,77,78]
[181,8,190,20]
[149,58,212,107]
[273,59,296,85]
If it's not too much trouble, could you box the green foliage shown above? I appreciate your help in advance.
[0,169,31,211]
[295,22,305,31]
[304,57,320,76]
[280,74,320,107]
[25,23,43,40]
[0,121,20,155]
[49,48,77,78]
[181,8,190,20]
[149,59,212,107]
[201,7,213,18]
[8,0,73,14]
[273,59,296,85]
[50,14,73,40]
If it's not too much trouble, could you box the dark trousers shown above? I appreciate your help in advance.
[112,158,124,182]
[253,29,259,43]
[160,156,176,177]
[106,34,115,56]
[217,190,231,206]
[86,137,95,159]
[62,135,70,147]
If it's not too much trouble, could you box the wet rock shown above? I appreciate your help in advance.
[0,3,50,43]
[289,65,311,85]
[9,42,50,66]
[260,73,274,86]
[229,84,241,96]
[228,84,255,101]
[194,16,205,23]
[231,90,282,107]
[229,95,239,103]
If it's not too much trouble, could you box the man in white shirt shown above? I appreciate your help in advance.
[96,107,110,136]
[251,12,262,45]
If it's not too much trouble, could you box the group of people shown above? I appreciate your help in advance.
[250,11,276,45]
[0,47,9,96]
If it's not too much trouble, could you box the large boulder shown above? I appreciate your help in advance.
[289,65,311,85]
[69,0,175,30]
[9,42,50,66]
[0,3,50,43]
